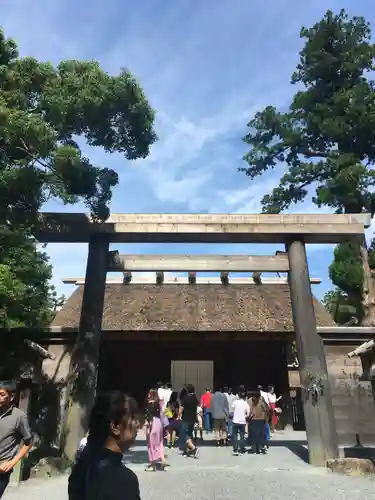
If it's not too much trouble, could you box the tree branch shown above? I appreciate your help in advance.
[302,150,329,158]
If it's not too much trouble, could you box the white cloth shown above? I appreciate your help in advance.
[158,387,172,411]
[79,436,87,448]
[74,436,87,462]
[232,399,250,425]
[225,393,238,412]
[267,393,277,404]
[260,390,270,405]
[163,388,172,408]
[157,387,165,410]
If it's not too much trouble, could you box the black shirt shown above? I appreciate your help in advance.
[181,393,198,425]
[68,447,141,500]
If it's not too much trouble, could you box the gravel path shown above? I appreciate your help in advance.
[4,431,374,500]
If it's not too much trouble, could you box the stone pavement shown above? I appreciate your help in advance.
[4,430,375,500]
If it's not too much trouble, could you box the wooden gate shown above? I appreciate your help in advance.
[171,360,214,400]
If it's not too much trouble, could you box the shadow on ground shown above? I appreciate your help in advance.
[268,439,309,463]
[124,437,310,465]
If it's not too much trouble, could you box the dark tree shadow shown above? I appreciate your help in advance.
[268,439,309,463]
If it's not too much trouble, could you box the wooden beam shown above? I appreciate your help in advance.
[63,277,322,285]
[35,212,370,244]
[107,253,290,272]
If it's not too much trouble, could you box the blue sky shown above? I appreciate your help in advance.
[2,0,375,300]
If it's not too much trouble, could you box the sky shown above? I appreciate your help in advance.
[2,0,375,300]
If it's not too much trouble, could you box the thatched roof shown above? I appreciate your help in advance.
[52,284,335,332]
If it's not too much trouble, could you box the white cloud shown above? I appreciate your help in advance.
[2,0,374,298]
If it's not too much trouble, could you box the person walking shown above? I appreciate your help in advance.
[258,385,270,447]
[266,385,282,433]
[248,390,269,454]
[145,401,169,471]
[231,391,249,456]
[179,384,200,458]
[164,391,180,449]
[211,388,229,447]
[68,391,141,500]
[194,405,203,441]
[0,380,32,499]
[200,388,212,433]
[224,387,238,441]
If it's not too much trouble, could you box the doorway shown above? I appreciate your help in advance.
[171,360,214,399]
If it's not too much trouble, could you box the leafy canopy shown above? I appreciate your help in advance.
[0,232,63,328]
[0,28,156,328]
[0,28,157,226]
[321,288,360,325]
[240,9,375,215]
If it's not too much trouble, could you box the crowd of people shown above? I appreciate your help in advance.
[0,377,283,499]
[143,382,282,469]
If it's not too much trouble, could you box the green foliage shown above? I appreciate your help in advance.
[240,9,375,215]
[0,29,156,227]
[0,232,63,328]
[0,28,156,328]
[329,241,363,293]
[240,9,375,324]
[322,288,361,325]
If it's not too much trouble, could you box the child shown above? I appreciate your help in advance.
[194,405,203,441]
[145,401,169,471]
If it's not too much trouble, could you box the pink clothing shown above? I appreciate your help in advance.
[146,417,164,463]
[270,402,279,426]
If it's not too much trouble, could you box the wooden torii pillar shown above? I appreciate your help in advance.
[63,235,109,461]
[287,240,338,466]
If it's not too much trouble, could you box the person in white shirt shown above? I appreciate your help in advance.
[157,382,168,412]
[231,392,250,455]
[163,383,173,411]
[266,385,282,433]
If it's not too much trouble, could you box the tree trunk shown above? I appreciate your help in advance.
[360,236,375,326]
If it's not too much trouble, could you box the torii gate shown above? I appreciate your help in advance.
[36,212,370,465]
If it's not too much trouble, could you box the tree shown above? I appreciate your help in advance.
[0,233,60,328]
[239,9,375,324]
[0,28,156,229]
[0,28,156,328]
[321,288,360,325]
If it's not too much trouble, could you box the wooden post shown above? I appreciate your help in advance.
[287,240,338,466]
[62,235,109,461]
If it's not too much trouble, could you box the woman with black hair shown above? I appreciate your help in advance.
[68,391,140,500]
[165,391,180,449]
[145,401,169,471]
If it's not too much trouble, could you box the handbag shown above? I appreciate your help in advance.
[160,414,169,428]
[164,406,173,418]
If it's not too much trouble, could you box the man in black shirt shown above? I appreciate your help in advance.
[179,384,199,458]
